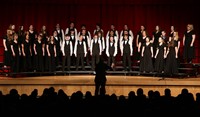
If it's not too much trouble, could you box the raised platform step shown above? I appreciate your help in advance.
[1,62,200,78]
[3,70,195,79]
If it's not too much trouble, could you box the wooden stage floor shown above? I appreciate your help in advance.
[1,74,200,98]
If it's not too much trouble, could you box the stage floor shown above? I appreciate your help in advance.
[1,75,200,99]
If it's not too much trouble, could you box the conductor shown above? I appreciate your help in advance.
[94,58,113,96]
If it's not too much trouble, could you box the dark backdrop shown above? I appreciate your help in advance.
[0,0,199,62]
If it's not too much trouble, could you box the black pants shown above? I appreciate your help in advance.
[123,53,131,70]
[95,81,106,96]
[62,55,71,71]
[76,53,85,70]
[107,55,115,67]
[85,50,91,65]
[92,53,100,70]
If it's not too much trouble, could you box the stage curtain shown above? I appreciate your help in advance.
[0,0,199,62]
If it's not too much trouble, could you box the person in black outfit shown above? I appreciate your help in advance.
[137,30,147,65]
[154,37,166,73]
[140,37,154,73]
[46,36,57,72]
[78,29,91,66]
[40,25,49,72]
[61,34,73,71]
[120,34,133,71]
[74,35,87,71]
[21,33,32,72]
[28,25,37,69]
[90,34,102,71]
[3,29,13,68]
[164,38,178,76]
[53,30,61,67]
[33,34,45,72]
[183,24,196,63]
[11,33,21,73]
[17,26,25,72]
[69,29,77,66]
[106,36,117,70]
[97,31,105,57]
[94,58,113,96]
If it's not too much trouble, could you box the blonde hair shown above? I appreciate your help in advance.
[187,24,194,30]
[173,31,179,41]
[6,29,13,42]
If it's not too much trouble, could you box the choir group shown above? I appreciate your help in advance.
[2,22,196,76]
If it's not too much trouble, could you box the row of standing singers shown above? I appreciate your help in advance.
[3,24,195,75]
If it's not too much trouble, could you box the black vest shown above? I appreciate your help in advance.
[70,35,76,48]
[77,41,84,54]
[56,29,63,41]
[123,39,130,54]
[64,41,70,55]
[109,42,115,56]
[92,40,100,54]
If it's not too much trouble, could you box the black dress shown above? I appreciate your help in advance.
[22,40,32,72]
[140,43,154,73]
[29,30,37,68]
[3,36,12,67]
[183,30,195,62]
[154,43,166,73]
[164,42,178,76]
[44,39,49,72]
[48,43,56,72]
[11,41,20,73]
[34,40,44,72]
